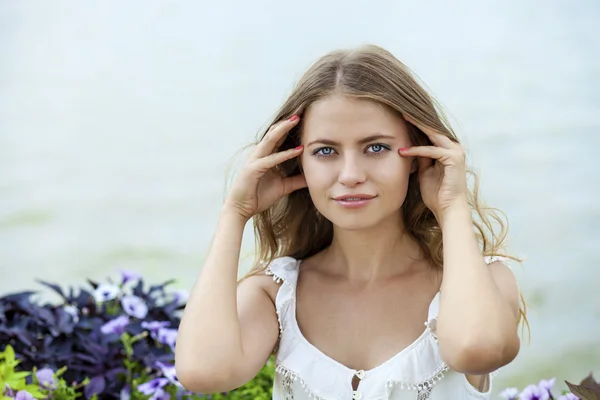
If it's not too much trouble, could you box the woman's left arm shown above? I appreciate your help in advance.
[436,202,521,374]
[398,114,521,375]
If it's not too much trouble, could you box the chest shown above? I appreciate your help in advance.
[294,272,438,371]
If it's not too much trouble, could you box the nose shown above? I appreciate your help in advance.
[338,154,366,187]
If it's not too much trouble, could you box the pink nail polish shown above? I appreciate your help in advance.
[288,115,299,122]
[294,145,303,150]
[399,147,409,152]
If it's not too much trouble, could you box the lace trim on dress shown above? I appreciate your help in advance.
[277,358,451,400]
[275,364,326,400]
[385,363,449,391]
[377,363,449,400]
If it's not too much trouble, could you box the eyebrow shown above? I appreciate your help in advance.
[306,134,397,147]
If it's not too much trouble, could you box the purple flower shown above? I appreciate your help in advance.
[558,394,579,400]
[4,384,15,397]
[63,304,79,323]
[141,321,171,340]
[150,388,170,400]
[500,387,519,400]
[100,315,130,335]
[156,361,182,387]
[172,289,189,306]
[137,378,169,395]
[121,295,148,319]
[519,384,550,400]
[15,391,35,400]
[120,384,131,400]
[93,284,120,303]
[538,378,556,393]
[36,367,57,389]
[119,270,142,285]
[157,328,178,351]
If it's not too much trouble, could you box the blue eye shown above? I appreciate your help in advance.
[314,147,335,157]
[367,143,391,154]
[312,143,390,158]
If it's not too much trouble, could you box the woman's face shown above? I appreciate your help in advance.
[301,94,416,231]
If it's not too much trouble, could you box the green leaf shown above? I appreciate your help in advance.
[1,345,15,363]
[121,332,134,357]
[23,384,48,399]
[9,371,31,380]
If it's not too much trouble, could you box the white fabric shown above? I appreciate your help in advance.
[266,256,506,400]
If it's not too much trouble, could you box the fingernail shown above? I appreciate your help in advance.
[294,145,304,150]
[398,147,409,152]
[288,114,299,122]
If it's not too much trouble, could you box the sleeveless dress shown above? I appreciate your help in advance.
[265,256,506,400]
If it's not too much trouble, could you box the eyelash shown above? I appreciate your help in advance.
[312,143,392,158]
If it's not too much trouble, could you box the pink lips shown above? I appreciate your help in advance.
[333,194,376,209]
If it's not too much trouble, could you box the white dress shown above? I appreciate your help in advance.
[266,256,505,400]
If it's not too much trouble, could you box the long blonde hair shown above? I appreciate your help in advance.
[242,44,528,333]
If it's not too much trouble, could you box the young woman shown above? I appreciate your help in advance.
[175,44,527,400]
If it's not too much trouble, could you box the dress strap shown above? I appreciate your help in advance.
[265,256,300,286]
[484,255,511,268]
[427,292,441,325]
[264,256,301,336]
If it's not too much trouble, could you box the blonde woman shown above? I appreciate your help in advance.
[175,44,527,400]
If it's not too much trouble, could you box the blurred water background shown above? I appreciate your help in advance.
[1,0,599,395]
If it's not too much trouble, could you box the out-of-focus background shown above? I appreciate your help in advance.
[1,0,598,395]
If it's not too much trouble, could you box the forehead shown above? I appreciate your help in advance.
[302,95,409,142]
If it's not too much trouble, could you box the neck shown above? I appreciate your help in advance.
[323,214,424,283]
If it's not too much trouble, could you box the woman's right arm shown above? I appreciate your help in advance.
[175,115,306,393]
[175,208,279,393]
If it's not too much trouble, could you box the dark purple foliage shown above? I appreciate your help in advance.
[0,278,184,399]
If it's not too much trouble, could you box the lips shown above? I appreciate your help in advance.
[333,194,376,201]
[332,195,376,209]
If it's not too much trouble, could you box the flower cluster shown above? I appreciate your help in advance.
[500,374,600,400]
[0,269,273,399]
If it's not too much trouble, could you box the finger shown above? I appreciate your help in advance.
[398,146,447,160]
[274,113,302,148]
[252,145,304,174]
[275,130,291,149]
[253,115,300,159]
[403,114,454,149]
[266,115,293,131]
[282,173,308,195]
[275,115,301,148]
[267,120,289,149]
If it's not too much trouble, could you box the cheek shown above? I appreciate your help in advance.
[375,156,413,188]
[301,157,328,189]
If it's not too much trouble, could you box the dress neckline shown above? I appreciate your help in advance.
[289,259,440,376]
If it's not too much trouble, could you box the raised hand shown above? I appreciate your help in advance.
[398,114,469,220]
[224,115,307,221]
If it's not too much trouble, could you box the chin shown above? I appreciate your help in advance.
[326,211,391,232]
